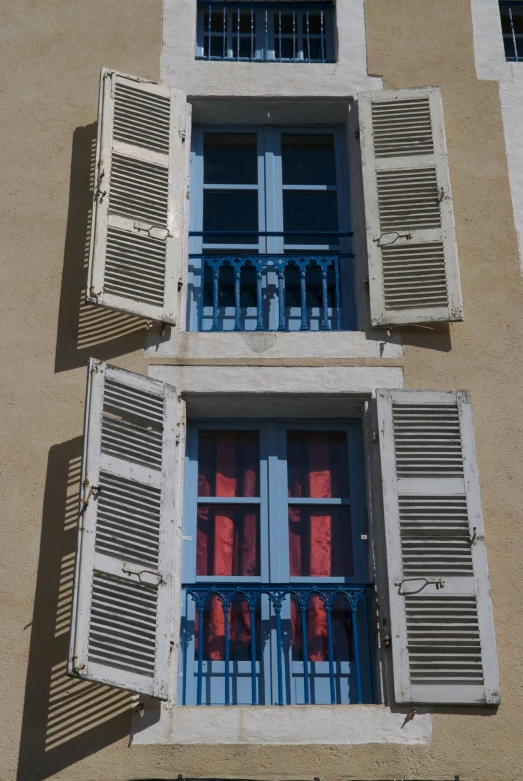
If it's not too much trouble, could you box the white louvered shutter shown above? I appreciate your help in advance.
[68,359,177,699]
[87,67,189,324]
[358,87,463,327]
[376,389,500,705]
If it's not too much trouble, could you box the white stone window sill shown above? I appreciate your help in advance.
[146,330,403,361]
[131,704,431,746]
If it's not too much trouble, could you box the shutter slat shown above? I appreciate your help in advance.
[68,359,178,699]
[376,389,500,704]
[358,86,464,326]
[87,67,190,324]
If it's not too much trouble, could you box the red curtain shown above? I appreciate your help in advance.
[195,430,350,662]
[196,432,258,660]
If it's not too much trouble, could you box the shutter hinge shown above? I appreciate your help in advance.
[80,481,101,512]
[372,431,379,443]
[470,527,485,545]
[72,654,86,672]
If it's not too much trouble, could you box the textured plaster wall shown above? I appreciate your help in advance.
[2,1,523,780]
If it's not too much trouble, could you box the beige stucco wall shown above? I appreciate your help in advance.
[2,0,523,779]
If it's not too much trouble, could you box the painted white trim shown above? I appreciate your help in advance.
[471,0,523,273]
[132,703,431,745]
[147,330,403,360]
[162,0,383,96]
[149,365,404,395]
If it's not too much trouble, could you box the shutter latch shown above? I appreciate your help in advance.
[122,562,164,587]
[394,576,445,595]
[133,220,171,241]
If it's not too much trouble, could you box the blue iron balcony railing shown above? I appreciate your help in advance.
[500,1,523,61]
[182,583,374,706]
[196,0,336,63]
[192,250,354,331]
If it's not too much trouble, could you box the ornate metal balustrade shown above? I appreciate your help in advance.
[196,0,336,63]
[196,253,351,331]
[183,583,374,706]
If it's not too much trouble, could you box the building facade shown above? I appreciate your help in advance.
[3,1,523,779]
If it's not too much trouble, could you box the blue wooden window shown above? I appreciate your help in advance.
[187,126,356,332]
[180,420,375,706]
[196,1,336,63]
[500,1,523,60]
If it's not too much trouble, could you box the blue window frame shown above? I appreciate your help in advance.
[196,0,336,63]
[188,126,356,332]
[180,420,375,706]
[500,1,523,61]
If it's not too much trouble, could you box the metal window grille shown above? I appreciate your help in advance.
[196,0,336,62]
[500,1,523,61]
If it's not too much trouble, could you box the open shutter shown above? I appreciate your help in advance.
[68,359,177,699]
[358,87,463,327]
[87,67,189,324]
[376,389,500,705]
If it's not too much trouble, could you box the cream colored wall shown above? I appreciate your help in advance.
[2,0,523,780]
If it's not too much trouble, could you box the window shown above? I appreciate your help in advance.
[70,362,500,708]
[196,0,336,63]
[188,126,355,331]
[180,421,373,705]
[500,1,523,61]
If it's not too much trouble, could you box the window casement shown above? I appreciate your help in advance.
[499,1,523,62]
[180,421,372,705]
[87,69,464,330]
[195,0,336,63]
[69,361,501,707]
[187,126,355,332]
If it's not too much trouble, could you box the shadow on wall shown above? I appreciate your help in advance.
[400,322,452,353]
[16,438,132,781]
[54,123,147,374]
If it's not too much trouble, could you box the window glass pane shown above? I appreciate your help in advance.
[307,38,322,61]
[196,596,261,660]
[281,133,336,186]
[283,191,338,244]
[203,190,258,243]
[197,505,260,576]
[284,264,336,308]
[504,36,516,59]
[287,430,349,497]
[291,594,353,661]
[288,505,353,577]
[204,11,227,32]
[307,13,323,35]
[513,10,523,33]
[204,133,258,184]
[275,37,295,59]
[205,36,225,58]
[198,430,260,497]
[238,11,254,33]
[501,9,512,34]
[275,13,294,34]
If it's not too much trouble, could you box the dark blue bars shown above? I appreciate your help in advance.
[499,2,523,61]
[184,582,372,706]
[196,253,351,332]
[197,0,335,62]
